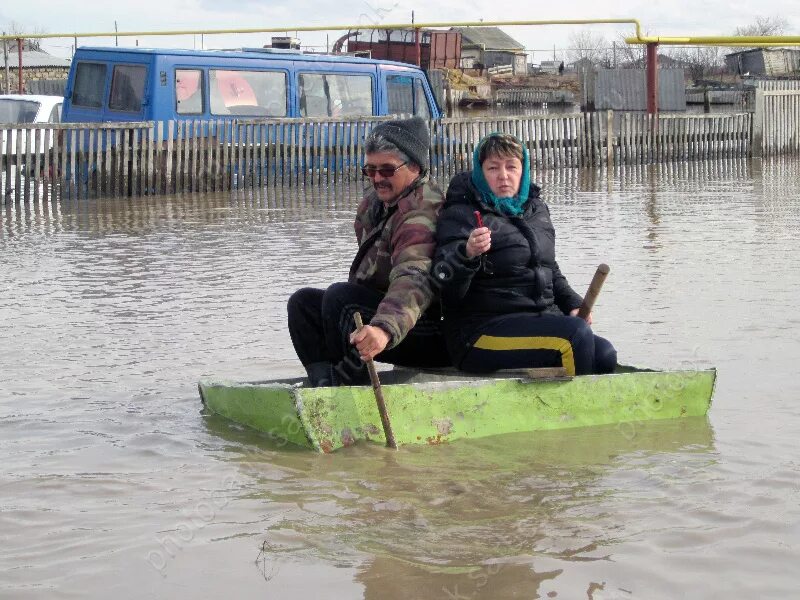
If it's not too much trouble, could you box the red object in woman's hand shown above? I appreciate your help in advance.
[467,210,491,259]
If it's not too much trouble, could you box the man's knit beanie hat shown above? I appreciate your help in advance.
[369,117,430,171]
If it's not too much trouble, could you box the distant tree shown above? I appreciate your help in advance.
[663,46,724,80]
[614,33,646,69]
[1,21,44,51]
[730,15,789,54]
[566,29,609,67]
[733,15,789,37]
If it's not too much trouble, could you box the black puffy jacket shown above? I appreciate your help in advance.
[433,172,583,357]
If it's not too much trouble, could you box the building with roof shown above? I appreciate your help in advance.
[725,48,800,76]
[449,27,527,75]
[2,41,71,94]
[337,29,462,69]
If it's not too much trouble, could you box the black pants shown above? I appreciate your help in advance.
[457,312,617,376]
[287,283,449,383]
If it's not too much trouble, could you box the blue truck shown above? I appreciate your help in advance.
[62,46,442,125]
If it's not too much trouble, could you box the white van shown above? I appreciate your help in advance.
[0,94,63,154]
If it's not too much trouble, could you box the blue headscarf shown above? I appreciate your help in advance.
[470,133,531,217]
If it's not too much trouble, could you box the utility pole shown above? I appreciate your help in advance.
[646,42,659,115]
[412,10,421,67]
[3,33,10,95]
[114,21,118,47]
[17,38,23,94]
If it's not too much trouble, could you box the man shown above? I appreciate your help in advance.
[287,117,449,386]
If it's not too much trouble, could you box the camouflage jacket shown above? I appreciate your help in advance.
[349,175,444,349]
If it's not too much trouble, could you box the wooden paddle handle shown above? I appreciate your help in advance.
[354,312,397,449]
[577,264,610,320]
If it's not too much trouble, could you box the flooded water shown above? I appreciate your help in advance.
[2,157,799,599]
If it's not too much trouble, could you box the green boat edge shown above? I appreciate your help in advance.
[198,366,716,453]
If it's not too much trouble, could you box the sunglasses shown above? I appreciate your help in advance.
[361,161,407,178]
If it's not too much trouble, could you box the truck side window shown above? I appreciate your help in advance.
[298,74,328,117]
[209,69,287,117]
[414,79,431,119]
[386,75,414,115]
[299,73,373,118]
[72,62,107,108]
[49,104,62,123]
[109,65,147,113]
[175,69,204,115]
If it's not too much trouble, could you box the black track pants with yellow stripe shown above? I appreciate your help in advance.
[458,313,617,376]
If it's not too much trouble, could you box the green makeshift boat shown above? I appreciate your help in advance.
[199,366,716,453]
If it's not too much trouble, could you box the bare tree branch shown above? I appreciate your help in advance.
[2,21,45,51]
[728,15,790,54]
[566,29,609,67]
[663,46,724,80]
[733,15,789,37]
[614,33,645,68]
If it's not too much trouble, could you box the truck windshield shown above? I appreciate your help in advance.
[0,99,41,124]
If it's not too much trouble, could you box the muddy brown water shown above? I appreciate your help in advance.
[1,157,799,598]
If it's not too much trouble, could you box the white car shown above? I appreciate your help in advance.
[0,94,63,154]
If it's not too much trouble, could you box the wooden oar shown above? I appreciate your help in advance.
[577,263,610,321]
[353,312,398,450]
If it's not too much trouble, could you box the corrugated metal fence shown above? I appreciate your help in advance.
[2,112,753,203]
[25,79,68,96]
[594,69,687,111]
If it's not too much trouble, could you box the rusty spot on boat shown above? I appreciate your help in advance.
[341,428,355,447]
[432,418,453,436]
[355,424,381,441]
[363,424,381,436]
[426,433,451,445]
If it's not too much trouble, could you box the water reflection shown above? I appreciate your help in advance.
[357,555,562,600]
[1,183,366,238]
[204,412,714,596]
[6,155,787,239]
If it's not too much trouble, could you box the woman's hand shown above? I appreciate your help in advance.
[570,308,593,325]
[466,227,491,259]
[350,324,391,362]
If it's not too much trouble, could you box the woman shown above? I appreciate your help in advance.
[433,133,616,376]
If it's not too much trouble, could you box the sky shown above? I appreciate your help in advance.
[2,1,798,61]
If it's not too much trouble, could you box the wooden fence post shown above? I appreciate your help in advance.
[752,89,764,158]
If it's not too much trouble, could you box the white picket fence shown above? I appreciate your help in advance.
[1,111,756,203]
